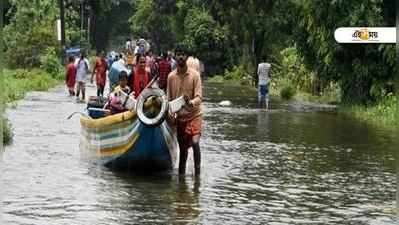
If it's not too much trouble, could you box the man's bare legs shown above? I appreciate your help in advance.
[178,143,188,175]
[76,83,81,99]
[81,84,85,101]
[178,134,201,176]
[192,134,201,176]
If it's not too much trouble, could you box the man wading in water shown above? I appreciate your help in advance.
[75,52,90,102]
[167,44,203,176]
[257,55,271,110]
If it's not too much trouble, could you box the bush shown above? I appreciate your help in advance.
[224,65,252,83]
[274,46,315,93]
[40,47,64,79]
[2,117,13,145]
[4,69,62,103]
[342,94,398,127]
[280,84,296,100]
[208,75,225,83]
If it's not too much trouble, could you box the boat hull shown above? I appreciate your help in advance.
[80,111,178,171]
[105,124,172,171]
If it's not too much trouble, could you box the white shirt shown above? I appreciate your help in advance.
[75,58,90,82]
[126,41,132,51]
[134,46,139,55]
[170,58,177,71]
[257,62,271,85]
[117,58,126,66]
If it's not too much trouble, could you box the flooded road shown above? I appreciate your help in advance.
[1,82,396,224]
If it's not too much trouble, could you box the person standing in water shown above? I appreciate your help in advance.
[65,56,76,96]
[75,52,90,102]
[167,44,203,176]
[257,56,271,110]
[91,51,108,97]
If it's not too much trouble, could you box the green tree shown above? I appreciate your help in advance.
[87,0,136,52]
[4,0,59,68]
[187,0,296,81]
[294,0,396,104]
[182,8,229,75]
[130,0,175,53]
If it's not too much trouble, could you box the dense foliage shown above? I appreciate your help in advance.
[129,0,395,104]
[294,0,396,104]
[3,0,396,104]
[4,0,59,68]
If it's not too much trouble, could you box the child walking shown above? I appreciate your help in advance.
[65,56,76,96]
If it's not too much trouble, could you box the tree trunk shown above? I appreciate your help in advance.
[89,5,95,51]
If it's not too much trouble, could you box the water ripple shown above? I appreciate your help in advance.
[1,82,396,225]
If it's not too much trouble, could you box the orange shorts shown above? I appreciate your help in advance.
[177,116,202,148]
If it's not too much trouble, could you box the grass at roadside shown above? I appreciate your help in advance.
[3,68,64,145]
[4,68,63,103]
[340,94,398,128]
[207,75,251,86]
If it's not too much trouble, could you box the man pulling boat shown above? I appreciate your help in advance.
[167,44,203,176]
[78,39,204,174]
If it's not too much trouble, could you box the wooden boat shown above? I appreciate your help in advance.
[80,88,186,171]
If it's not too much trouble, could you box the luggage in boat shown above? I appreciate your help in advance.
[87,108,110,119]
[86,96,110,119]
[87,96,107,109]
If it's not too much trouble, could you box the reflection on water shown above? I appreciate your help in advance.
[170,177,201,224]
[1,83,396,224]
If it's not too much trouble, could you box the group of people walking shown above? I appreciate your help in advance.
[65,41,203,176]
[65,39,270,176]
[65,53,91,102]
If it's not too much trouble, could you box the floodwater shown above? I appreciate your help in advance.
[1,82,397,225]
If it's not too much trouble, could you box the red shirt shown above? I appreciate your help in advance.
[132,67,150,98]
[158,59,171,90]
[66,63,76,88]
[93,58,108,87]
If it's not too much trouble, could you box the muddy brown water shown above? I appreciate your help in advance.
[1,82,396,225]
